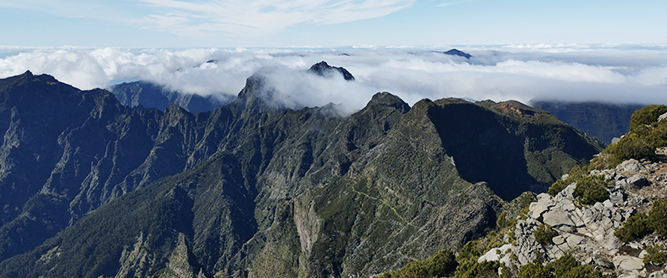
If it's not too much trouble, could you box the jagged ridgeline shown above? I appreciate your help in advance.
[0,63,603,277]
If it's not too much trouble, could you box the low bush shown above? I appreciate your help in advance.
[614,213,651,243]
[649,198,667,237]
[517,261,549,278]
[548,165,590,196]
[453,259,500,278]
[378,249,457,278]
[518,254,606,278]
[534,224,558,247]
[643,245,667,266]
[629,105,667,132]
[573,175,609,205]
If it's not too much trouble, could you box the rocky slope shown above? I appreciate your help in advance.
[478,148,667,277]
[0,66,604,277]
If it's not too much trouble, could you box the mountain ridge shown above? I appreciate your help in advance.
[0,67,604,277]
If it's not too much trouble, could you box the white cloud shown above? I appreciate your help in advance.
[1,45,667,114]
[140,0,416,38]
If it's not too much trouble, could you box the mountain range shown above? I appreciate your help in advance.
[0,63,605,277]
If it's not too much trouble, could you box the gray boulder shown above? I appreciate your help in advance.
[627,174,649,188]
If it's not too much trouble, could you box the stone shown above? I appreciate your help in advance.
[543,209,575,227]
[552,235,566,245]
[604,200,615,209]
[478,244,512,263]
[659,112,667,122]
[565,234,586,249]
[649,270,667,278]
[611,191,626,204]
[560,184,576,199]
[613,255,644,272]
[617,159,645,173]
[561,199,576,212]
[530,202,551,220]
[611,137,621,145]
[628,174,649,188]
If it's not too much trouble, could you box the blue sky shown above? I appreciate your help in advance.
[1,0,666,47]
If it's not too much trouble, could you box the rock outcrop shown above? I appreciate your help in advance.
[491,148,667,277]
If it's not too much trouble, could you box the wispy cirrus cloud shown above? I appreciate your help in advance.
[0,0,416,41]
[436,0,473,7]
[140,0,417,38]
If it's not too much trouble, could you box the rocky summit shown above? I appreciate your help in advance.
[0,64,606,278]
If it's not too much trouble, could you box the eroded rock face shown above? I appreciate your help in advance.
[508,153,667,277]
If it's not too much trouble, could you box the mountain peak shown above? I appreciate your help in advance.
[443,49,472,59]
[367,92,410,112]
[308,61,355,81]
[0,71,62,94]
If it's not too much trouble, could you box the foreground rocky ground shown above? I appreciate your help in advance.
[478,148,667,278]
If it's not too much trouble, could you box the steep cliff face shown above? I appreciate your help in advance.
[0,69,605,278]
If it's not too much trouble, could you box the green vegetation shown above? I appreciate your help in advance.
[386,249,457,278]
[614,213,651,243]
[548,170,609,205]
[629,105,667,132]
[517,261,550,278]
[454,260,503,278]
[534,224,558,247]
[649,198,667,237]
[548,165,590,196]
[517,254,605,278]
[643,245,667,266]
[601,105,667,166]
[615,198,667,242]
[375,249,458,278]
[572,175,609,205]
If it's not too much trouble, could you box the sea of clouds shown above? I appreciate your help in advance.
[1,44,666,114]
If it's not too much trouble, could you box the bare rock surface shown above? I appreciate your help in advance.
[508,154,667,277]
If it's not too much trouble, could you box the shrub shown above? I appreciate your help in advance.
[548,180,569,197]
[549,253,579,277]
[548,165,589,196]
[453,260,500,278]
[558,265,605,278]
[649,198,667,237]
[384,249,458,278]
[629,105,667,132]
[573,175,609,205]
[517,262,549,278]
[456,240,481,262]
[606,132,654,164]
[425,249,458,277]
[549,253,605,277]
[643,245,667,266]
[534,224,558,247]
[496,212,508,229]
[614,213,651,242]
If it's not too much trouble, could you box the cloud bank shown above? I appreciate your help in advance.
[1,45,667,113]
